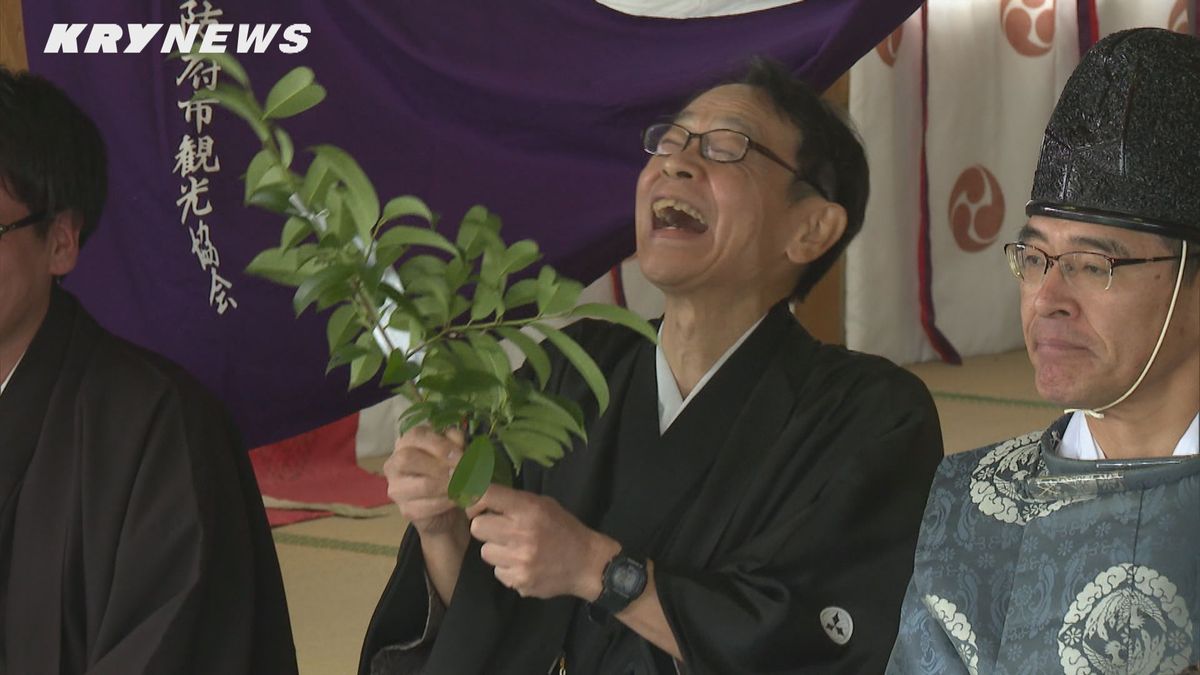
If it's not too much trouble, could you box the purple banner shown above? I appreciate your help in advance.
[22,0,920,446]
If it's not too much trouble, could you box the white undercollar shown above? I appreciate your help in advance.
[1060,410,1199,460]
[655,314,766,434]
[0,350,26,397]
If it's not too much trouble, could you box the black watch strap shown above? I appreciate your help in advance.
[591,550,648,617]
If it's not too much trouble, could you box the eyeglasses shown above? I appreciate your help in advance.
[643,122,832,195]
[1004,241,1195,292]
[0,212,47,241]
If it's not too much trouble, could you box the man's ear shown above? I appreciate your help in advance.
[46,212,82,277]
[785,200,847,265]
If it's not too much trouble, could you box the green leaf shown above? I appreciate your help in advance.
[408,275,451,324]
[323,187,359,244]
[533,390,587,434]
[245,246,307,286]
[291,243,321,265]
[348,350,383,389]
[460,205,493,231]
[429,409,468,431]
[470,284,502,321]
[380,196,434,226]
[197,83,269,141]
[339,188,369,242]
[377,225,458,257]
[456,206,503,260]
[419,370,500,397]
[244,150,278,203]
[327,342,371,372]
[280,216,311,249]
[293,264,354,316]
[570,303,657,343]
[381,352,420,386]
[317,281,352,312]
[275,128,294,168]
[480,247,505,289]
[508,419,570,446]
[264,66,325,119]
[497,428,565,468]
[312,145,380,242]
[445,257,470,292]
[247,183,293,214]
[447,436,495,507]
[449,295,472,321]
[495,326,550,388]
[385,303,424,345]
[397,402,435,436]
[503,278,538,309]
[533,322,609,412]
[444,339,487,374]
[535,267,557,313]
[491,445,514,486]
[465,332,513,380]
[325,304,358,352]
[413,297,447,326]
[502,240,541,275]
[536,271,583,315]
[516,398,585,440]
[549,280,584,315]
[300,155,334,206]
[396,254,447,285]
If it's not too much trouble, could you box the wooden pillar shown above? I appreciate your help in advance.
[0,0,28,69]
[793,72,849,345]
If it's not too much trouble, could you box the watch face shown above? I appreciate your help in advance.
[610,559,644,597]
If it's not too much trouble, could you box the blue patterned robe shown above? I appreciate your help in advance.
[888,415,1200,675]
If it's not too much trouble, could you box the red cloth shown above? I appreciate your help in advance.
[250,413,390,527]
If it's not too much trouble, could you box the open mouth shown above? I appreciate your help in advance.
[651,198,708,234]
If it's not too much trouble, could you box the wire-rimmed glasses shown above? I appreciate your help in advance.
[1003,241,1192,292]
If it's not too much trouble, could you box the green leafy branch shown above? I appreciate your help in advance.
[190,54,654,506]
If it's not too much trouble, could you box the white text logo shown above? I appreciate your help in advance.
[44,23,311,54]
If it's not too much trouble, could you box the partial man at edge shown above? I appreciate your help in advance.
[0,67,298,674]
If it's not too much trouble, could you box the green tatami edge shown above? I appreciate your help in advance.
[930,390,1059,410]
[273,532,399,558]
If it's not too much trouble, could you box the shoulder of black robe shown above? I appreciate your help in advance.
[361,304,943,674]
[644,309,944,674]
[1,288,298,675]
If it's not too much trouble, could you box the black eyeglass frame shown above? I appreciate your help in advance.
[642,122,830,199]
[1003,241,1197,291]
[0,212,48,240]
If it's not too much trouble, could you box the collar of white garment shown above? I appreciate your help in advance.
[0,350,26,397]
[1060,410,1200,460]
[656,313,767,435]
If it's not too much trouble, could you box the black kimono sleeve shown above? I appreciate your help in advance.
[2,295,298,675]
[67,350,299,675]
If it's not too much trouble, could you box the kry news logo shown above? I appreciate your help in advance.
[43,23,311,54]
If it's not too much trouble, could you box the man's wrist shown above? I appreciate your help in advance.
[418,517,470,557]
[578,532,622,601]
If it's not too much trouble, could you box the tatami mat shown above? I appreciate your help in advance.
[273,348,1056,674]
[909,349,1061,454]
[275,513,403,675]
